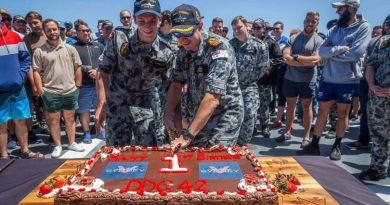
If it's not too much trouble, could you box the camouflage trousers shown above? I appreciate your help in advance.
[156,78,169,144]
[237,87,260,145]
[367,92,390,174]
[106,93,163,147]
[256,85,271,129]
[188,102,244,147]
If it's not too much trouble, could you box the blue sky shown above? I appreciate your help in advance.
[1,0,389,36]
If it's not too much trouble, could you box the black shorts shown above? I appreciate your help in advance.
[283,78,316,99]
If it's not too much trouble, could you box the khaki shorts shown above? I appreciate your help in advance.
[42,90,79,113]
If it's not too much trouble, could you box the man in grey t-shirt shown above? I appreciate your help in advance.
[275,11,323,147]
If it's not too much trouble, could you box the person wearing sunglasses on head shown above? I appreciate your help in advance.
[96,0,175,147]
[165,4,244,150]
[115,10,134,37]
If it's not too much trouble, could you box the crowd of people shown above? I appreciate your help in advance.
[0,0,389,181]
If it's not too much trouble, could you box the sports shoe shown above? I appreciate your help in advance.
[271,120,282,129]
[329,146,341,161]
[98,130,106,140]
[301,139,310,148]
[325,127,336,139]
[51,146,62,158]
[359,169,387,181]
[275,133,291,142]
[261,126,270,138]
[296,144,320,156]
[83,132,92,144]
[68,142,85,152]
[346,140,369,150]
[350,114,359,121]
[7,135,17,149]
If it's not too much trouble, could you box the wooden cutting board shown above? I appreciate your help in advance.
[19,157,338,205]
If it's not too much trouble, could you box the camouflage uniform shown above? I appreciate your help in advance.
[366,34,390,175]
[256,35,283,130]
[230,36,269,145]
[99,29,175,147]
[171,31,244,147]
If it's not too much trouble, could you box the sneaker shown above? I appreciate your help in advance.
[325,127,336,139]
[350,114,359,121]
[83,132,92,144]
[68,142,85,152]
[275,133,291,142]
[271,120,282,129]
[51,146,62,158]
[99,130,106,140]
[359,169,387,181]
[7,138,17,149]
[346,141,369,150]
[296,144,320,156]
[329,146,341,161]
[301,139,310,148]
[261,126,270,138]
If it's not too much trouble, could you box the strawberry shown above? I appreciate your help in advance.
[39,185,53,196]
[288,181,297,192]
[54,179,69,188]
[290,177,301,186]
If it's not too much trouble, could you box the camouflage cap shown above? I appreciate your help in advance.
[13,15,25,23]
[332,0,360,8]
[0,8,11,17]
[253,18,265,29]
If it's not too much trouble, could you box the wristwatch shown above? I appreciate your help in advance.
[293,54,299,62]
[181,128,195,141]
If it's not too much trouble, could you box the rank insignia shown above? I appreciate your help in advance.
[119,42,131,57]
[380,40,389,49]
[207,38,221,47]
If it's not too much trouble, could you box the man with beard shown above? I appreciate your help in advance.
[297,0,371,161]
[230,16,269,145]
[165,4,244,149]
[252,18,283,138]
[33,19,85,158]
[211,17,224,37]
[95,0,175,147]
[12,15,27,36]
[275,12,324,148]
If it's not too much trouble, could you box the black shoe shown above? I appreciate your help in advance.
[275,133,291,142]
[329,146,341,161]
[346,141,369,150]
[350,114,359,121]
[296,144,320,155]
[325,128,336,139]
[261,126,270,138]
[359,169,387,181]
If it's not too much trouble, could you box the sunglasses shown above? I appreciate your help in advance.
[78,29,91,33]
[121,16,131,20]
[1,17,12,22]
[172,31,194,38]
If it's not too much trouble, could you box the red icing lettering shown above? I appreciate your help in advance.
[194,180,208,192]
[177,180,193,193]
[157,179,174,193]
[125,179,143,192]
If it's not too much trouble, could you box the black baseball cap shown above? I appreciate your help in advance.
[171,4,202,36]
[134,0,161,17]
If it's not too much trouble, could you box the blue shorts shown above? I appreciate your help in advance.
[77,84,97,113]
[0,87,31,124]
[317,82,358,104]
[283,78,316,99]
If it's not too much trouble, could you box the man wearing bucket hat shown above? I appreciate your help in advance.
[297,0,371,161]
[96,0,175,147]
[164,4,244,149]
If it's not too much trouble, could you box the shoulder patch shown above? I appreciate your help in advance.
[211,50,228,60]
[208,38,222,47]
[380,39,389,50]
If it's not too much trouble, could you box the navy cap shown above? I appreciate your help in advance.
[13,15,25,23]
[384,15,390,23]
[171,4,202,36]
[253,18,265,28]
[134,0,161,17]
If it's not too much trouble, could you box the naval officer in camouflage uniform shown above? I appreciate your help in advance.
[164,4,244,149]
[229,16,270,145]
[359,15,390,181]
[95,0,175,147]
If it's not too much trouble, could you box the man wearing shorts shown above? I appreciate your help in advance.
[297,0,371,161]
[0,15,43,159]
[275,12,323,148]
[33,19,85,158]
